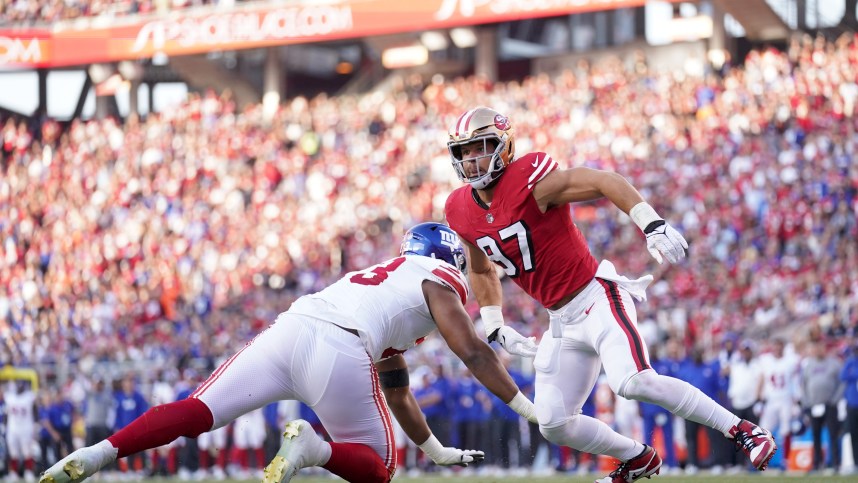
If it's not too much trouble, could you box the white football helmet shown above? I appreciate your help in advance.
[447,107,515,189]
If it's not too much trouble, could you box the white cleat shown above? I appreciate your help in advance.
[39,445,115,483]
[262,420,327,483]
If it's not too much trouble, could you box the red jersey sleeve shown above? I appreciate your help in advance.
[506,152,559,191]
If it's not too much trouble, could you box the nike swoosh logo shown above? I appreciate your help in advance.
[585,302,595,315]
[531,155,539,167]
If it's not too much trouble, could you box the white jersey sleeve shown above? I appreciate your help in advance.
[287,256,469,362]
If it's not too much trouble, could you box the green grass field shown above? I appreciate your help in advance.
[132,474,856,483]
[282,476,855,482]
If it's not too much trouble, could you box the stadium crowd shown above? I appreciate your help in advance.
[1,32,858,478]
[0,0,231,25]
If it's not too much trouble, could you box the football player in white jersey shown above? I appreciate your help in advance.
[758,338,800,467]
[5,381,37,481]
[40,223,537,483]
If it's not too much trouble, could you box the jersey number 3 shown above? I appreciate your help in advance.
[349,257,406,286]
[475,220,534,277]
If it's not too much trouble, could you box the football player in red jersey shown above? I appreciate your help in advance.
[443,107,777,482]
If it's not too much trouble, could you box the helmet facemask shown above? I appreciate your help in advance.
[447,107,515,190]
[448,134,509,190]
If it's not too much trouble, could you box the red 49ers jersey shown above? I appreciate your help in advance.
[445,152,597,308]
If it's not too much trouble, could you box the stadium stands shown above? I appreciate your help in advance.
[0,31,857,478]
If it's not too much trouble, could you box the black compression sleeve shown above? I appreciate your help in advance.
[378,367,410,388]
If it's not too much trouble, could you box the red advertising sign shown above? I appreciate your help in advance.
[0,30,51,67]
[0,0,656,68]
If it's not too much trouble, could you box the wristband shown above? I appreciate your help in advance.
[629,202,662,233]
[480,306,504,341]
[507,391,536,421]
[417,434,444,459]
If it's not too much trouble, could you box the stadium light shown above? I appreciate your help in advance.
[420,31,448,51]
[381,44,428,69]
[450,28,477,48]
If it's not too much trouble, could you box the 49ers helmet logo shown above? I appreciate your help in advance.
[494,114,510,131]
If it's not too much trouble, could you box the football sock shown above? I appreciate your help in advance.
[323,442,391,483]
[108,398,214,458]
[623,371,739,434]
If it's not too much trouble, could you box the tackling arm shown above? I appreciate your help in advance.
[375,354,485,466]
[423,281,536,422]
[375,354,431,445]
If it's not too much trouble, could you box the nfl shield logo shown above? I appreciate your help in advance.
[486,213,494,223]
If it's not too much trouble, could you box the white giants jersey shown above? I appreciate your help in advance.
[5,389,36,431]
[288,256,469,362]
[759,354,800,399]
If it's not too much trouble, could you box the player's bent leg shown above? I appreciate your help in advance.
[618,369,737,432]
[619,370,778,471]
[535,380,642,462]
[109,398,214,457]
[41,398,213,483]
[308,323,397,481]
[263,420,332,483]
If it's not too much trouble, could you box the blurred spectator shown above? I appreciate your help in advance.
[676,346,725,473]
[413,364,452,464]
[725,340,762,470]
[113,375,148,475]
[800,338,844,473]
[841,343,858,476]
[638,341,679,471]
[83,379,113,452]
[0,0,227,25]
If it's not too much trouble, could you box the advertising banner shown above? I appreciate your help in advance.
[0,0,655,68]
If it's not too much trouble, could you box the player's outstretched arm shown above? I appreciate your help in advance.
[534,167,688,264]
[375,355,483,467]
[423,281,537,423]
[460,239,537,356]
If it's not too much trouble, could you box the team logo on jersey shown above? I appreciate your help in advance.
[486,213,494,223]
[494,114,510,131]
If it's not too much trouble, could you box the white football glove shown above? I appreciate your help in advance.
[496,326,538,358]
[644,221,688,264]
[418,435,485,467]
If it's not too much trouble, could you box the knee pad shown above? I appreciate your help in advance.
[539,414,582,445]
[617,369,662,403]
